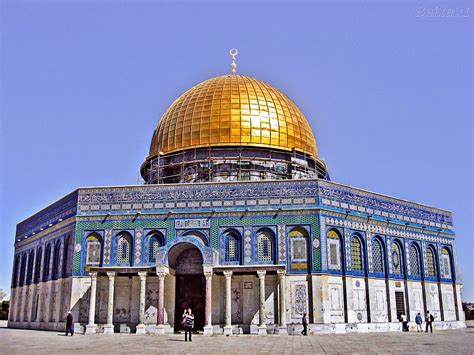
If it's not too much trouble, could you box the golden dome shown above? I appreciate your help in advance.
[148,75,318,158]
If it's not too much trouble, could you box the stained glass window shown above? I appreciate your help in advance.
[289,228,308,264]
[43,246,51,281]
[392,243,403,275]
[351,237,363,271]
[117,236,130,264]
[427,247,436,277]
[86,234,102,266]
[327,230,341,270]
[410,244,420,276]
[257,232,273,262]
[224,232,240,263]
[441,248,452,279]
[373,239,383,273]
[148,235,161,263]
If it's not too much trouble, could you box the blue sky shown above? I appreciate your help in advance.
[1,1,472,300]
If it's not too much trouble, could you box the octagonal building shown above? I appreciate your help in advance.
[8,57,465,335]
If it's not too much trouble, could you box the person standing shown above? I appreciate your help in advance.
[301,312,308,336]
[415,313,423,332]
[425,311,434,333]
[65,311,74,336]
[400,313,408,332]
[183,308,194,342]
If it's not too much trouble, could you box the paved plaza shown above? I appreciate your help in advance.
[0,326,473,354]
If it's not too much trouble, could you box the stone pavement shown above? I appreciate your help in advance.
[0,327,473,354]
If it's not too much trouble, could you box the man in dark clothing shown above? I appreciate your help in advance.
[301,313,308,336]
[66,311,74,336]
[183,308,194,342]
[425,311,435,333]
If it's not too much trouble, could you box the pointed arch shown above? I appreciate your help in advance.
[440,247,453,280]
[12,255,20,288]
[52,240,62,280]
[327,228,343,271]
[115,231,133,266]
[19,253,27,287]
[351,234,364,271]
[34,247,43,283]
[86,232,103,266]
[372,236,385,274]
[43,244,52,281]
[409,243,422,277]
[255,227,276,264]
[26,249,35,285]
[426,245,437,278]
[222,228,242,265]
[288,226,309,271]
[391,240,404,277]
[146,230,165,264]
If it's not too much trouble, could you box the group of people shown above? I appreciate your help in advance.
[63,308,436,337]
[401,310,435,333]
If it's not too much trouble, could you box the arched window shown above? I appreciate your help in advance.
[289,227,309,270]
[327,229,342,271]
[440,248,452,279]
[116,233,132,265]
[223,229,242,264]
[86,233,102,266]
[410,244,421,277]
[26,250,35,285]
[52,241,62,279]
[256,229,275,263]
[372,238,384,273]
[43,245,51,281]
[63,236,73,277]
[19,253,27,286]
[392,242,404,276]
[12,256,20,287]
[34,247,42,283]
[426,246,437,277]
[351,236,363,271]
[148,233,163,263]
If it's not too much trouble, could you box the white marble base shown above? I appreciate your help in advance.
[136,324,146,335]
[85,324,97,334]
[103,324,114,334]
[204,325,213,336]
[257,326,267,336]
[278,326,288,335]
[223,325,233,336]
[155,324,166,335]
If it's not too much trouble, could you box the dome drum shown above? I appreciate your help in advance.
[142,74,329,184]
[141,146,328,184]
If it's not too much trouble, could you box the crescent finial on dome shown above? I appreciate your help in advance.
[230,48,238,74]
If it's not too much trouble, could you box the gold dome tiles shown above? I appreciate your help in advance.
[149,75,318,158]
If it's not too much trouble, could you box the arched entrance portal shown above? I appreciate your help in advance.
[168,243,205,332]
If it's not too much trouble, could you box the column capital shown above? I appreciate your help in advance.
[157,272,167,280]
[138,271,147,280]
[204,271,213,280]
[89,272,98,279]
[223,270,233,278]
[257,270,266,278]
[277,269,286,277]
[106,272,116,279]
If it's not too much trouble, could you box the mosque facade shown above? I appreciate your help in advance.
[8,53,465,335]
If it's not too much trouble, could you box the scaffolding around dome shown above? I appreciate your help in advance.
[141,146,329,184]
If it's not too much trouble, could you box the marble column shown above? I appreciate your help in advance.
[156,272,166,335]
[257,270,267,335]
[203,269,213,336]
[277,269,287,335]
[223,270,233,336]
[103,272,116,334]
[85,272,98,334]
[136,272,147,335]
